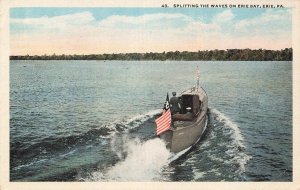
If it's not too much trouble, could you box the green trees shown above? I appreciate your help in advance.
[10,48,292,61]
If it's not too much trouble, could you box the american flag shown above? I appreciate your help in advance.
[155,109,171,135]
[162,93,170,113]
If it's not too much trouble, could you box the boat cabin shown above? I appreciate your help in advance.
[172,94,201,121]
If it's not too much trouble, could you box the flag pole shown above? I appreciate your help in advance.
[196,67,200,91]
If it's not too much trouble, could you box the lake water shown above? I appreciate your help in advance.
[10,60,292,181]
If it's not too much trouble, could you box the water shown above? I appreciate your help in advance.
[10,60,292,181]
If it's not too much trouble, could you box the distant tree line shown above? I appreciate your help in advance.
[10,48,292,61]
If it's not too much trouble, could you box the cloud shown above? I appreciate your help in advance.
[10,9,292,55]
[234,9,292,37]
[98,13,192,27]
[213,10,235,23]
[11,12,95,32]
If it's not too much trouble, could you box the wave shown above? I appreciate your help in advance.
[85,108,251,181]
[103,109,161,136]
[86,138,171,181]
[210,108,244,148]
[11,109,162,168]
[210,108,251,173]
[10,126,113,166]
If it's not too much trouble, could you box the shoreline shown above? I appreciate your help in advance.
[10,48,293,61]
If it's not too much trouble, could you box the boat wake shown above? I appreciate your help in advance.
[85,108,251,181]
[87,137,171,181]
[11,109,162,180]
[14,107,251,181]
[210,108,251,173]
[171,108,251,181]
[101,109,161,137]
[84,109,173,181]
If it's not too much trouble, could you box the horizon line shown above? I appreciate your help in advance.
[10,47,293,56]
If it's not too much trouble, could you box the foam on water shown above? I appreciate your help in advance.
[211,108,244,147]
[210,108,251,173]
[100,109,161,138]
[193,170,206,180]
[125,109,161,126]
[59,149,77,158]
[88,138,171,181]
[12,109,162,179]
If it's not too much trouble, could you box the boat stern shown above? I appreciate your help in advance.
[159,130,173,150]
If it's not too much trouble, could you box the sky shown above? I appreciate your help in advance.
[10,7,292,55]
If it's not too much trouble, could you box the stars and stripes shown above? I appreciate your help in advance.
[162,93,170,113]
[155,109,171,135]
[156,93,172,135]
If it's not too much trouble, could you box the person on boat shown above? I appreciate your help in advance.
[170,92,181,114]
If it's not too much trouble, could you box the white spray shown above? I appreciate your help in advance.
[89,137,171,181]
[210,108,252,173]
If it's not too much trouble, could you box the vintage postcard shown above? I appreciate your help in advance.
[0,0,299,189]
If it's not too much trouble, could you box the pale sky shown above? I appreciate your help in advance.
[10,8,292,55]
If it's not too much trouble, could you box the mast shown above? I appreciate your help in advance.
[196,67,200,91]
